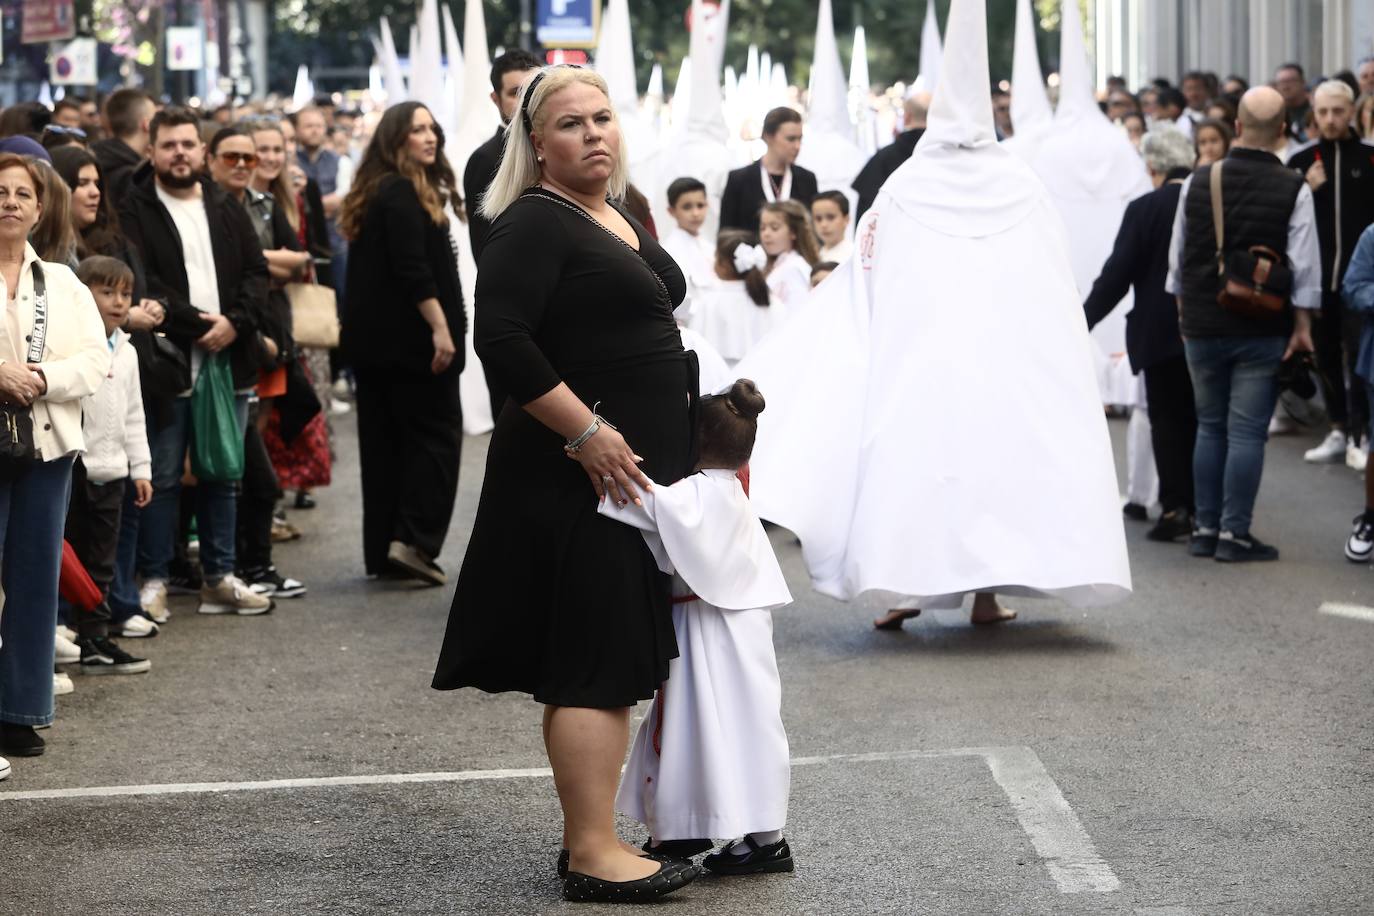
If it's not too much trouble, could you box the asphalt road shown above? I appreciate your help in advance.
[2,410,1371,916]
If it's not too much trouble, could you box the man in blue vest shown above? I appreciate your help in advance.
[1165,86,1321,563]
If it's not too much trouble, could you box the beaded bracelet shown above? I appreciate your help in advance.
[564,403,617,455]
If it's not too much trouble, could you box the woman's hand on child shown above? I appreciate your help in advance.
[133,479,153,508]
[571,424,649,507]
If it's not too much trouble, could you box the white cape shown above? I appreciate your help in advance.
[600,470,791,840]
[736,174,1132,608]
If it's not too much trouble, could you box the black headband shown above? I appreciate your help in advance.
[519,64,585,137]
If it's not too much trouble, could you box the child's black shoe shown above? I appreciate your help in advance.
[703,836,794,875]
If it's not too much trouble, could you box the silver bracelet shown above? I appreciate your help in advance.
[564,402,617,455]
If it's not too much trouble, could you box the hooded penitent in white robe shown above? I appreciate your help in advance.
[733,0,1131,611]
[1001,0,1052,159]
[795,0,865,215]
[1028,0,1151,405]
[601,470,793,841]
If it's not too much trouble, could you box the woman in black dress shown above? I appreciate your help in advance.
[432,67,701,903]
[338,103,464,585]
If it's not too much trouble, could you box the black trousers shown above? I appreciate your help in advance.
[236,400,279,573]
[354,368,462,575]
[1143,354,1198,515]
[64,459,125,638]
[1314,291,1369,442]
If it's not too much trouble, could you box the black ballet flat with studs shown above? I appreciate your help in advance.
[702,836,795,876]
[640,837,714,860]
[559,847,677,878]
[562,860,701,903]
[557,849,570,878]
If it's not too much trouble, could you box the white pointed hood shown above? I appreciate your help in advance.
[647,63,664,100]
[888,0,1040,237]
[916,2,943,93]
[1053,0,1100,125]
[410,0,445,116]
[453,0,501,156]
[595,0,639,114]
[441,3,466,131]
[1009,0,1051,135]
[686,0,730,143]
[376,17,408,103]
[291,65,315,112]
[806,0,851,135]
[850,26,877,155]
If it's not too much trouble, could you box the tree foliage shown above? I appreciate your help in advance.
[270,0,1063,96]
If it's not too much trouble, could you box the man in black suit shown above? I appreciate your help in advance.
[462,48,541,420]
[1083,128,1199,544]
[718,107,818,231]
[852,93,928,222]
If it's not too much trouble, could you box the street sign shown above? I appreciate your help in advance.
[166,26,204,71]
[535,0,598,49]
[50,36,96,85]
[21,0,74,44]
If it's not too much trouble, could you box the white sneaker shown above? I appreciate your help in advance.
[1347,442,1369,473]
[1269,413,1298,436]
[329,397,352,416]
[1347,515,1374,563]
[113,614,159,638]
[197,575,274,616]
[0,755,10,781]
[56,624,76,642]
[1304,429,1347,463]
[53,672,74,696]
[140,579,169,623]
[54,630,81,664]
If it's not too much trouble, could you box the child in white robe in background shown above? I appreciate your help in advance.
[759,200,817,313]
[689,230,773,364]
[599,380,795,876]
[660,178,718,299]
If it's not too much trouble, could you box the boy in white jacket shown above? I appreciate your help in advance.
[63,257,152,676]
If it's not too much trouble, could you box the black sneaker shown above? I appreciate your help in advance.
[1147,510,1193,543]
[243,566,307,598]
[0,722,45,757]
[77,637,151,676]
[166,558,203,595]
[1214,532,1279,563]
[294,491,317,510]
[1123,502,1149,522]
[1188,530,1219,557]
[702,836,794,876]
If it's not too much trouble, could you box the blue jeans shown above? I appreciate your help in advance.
[0,455,75,726]
[1185,336,1287,537]
[142,394,249,581]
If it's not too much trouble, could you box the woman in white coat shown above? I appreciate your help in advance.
[0,153,109,763]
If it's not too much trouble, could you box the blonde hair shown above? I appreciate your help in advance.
[480,66,630,220]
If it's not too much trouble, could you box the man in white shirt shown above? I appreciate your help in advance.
[118,106,273,617]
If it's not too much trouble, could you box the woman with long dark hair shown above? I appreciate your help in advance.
[338,102,464,584]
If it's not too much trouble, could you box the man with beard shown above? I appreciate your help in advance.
[118,106,273,618]
[851,93,928,222]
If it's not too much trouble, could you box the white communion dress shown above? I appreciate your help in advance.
[599,469,793,841]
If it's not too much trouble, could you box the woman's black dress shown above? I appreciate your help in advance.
[433,188,693,708]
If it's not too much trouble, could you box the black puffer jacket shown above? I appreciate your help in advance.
[1288,132,1374,292]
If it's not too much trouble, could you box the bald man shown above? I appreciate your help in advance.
[852,93,929,222]
[1288,80,1374,469]
[1164,86,1321,562]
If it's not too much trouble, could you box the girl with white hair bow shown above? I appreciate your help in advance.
[686,230,778,364]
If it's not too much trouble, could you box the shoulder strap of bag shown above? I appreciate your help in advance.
[26,261,46,364]
[1209,161,1225,274]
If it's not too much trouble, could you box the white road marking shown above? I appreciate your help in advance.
[1319,602,1374,623]
[1,746,1117,894]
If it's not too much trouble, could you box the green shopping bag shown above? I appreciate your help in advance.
[190,352,244,481]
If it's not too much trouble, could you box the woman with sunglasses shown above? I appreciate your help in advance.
[207,126,309,598]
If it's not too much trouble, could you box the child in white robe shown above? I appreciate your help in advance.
[660,178,718,298]
[759,200,817,313]
[688,230,773,364]
[599,380,795,876]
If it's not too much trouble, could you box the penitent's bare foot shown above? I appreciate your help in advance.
[873,608,922,630]
[970,593,1018,625]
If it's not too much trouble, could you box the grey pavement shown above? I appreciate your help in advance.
[2,411,1372,915]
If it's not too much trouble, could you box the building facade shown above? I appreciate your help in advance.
[1092,0,1374,88]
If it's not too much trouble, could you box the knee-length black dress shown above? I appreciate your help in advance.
[432,187,694,708]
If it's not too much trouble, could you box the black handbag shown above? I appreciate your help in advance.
[136,328,191,394]
[0,263,47,461]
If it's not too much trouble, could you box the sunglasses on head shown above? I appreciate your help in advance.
[218,151,259,167]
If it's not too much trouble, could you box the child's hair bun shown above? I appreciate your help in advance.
[727,379,766,421]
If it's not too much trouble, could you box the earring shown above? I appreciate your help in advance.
[537,155,544,163]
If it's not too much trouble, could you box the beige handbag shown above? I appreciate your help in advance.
[286,281,340,349]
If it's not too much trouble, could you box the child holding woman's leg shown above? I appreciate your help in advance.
[599,380,795,875]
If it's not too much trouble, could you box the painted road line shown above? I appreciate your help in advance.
[1319,602,1374,623]
[1,746,1117,895]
